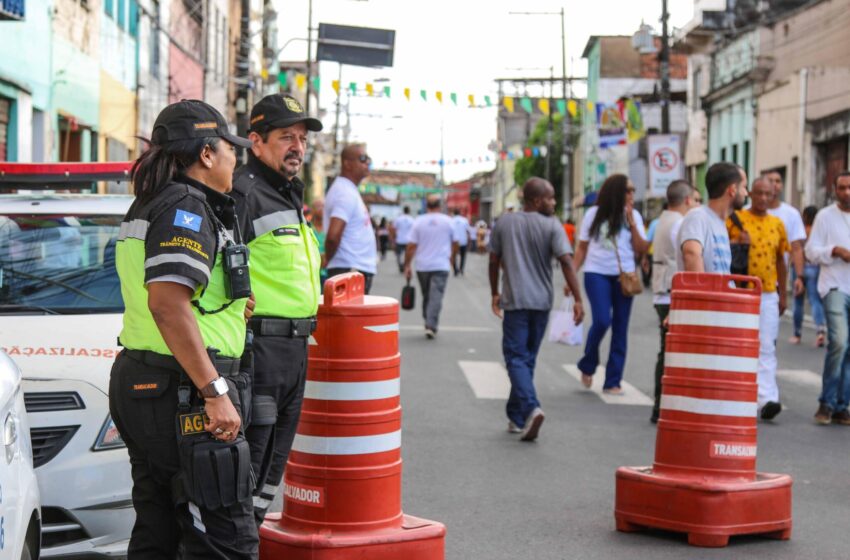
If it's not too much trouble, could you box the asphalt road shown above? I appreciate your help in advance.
[272,250,849,559]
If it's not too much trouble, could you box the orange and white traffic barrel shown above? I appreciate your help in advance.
[615,272,792,548]
[259,273,446,560]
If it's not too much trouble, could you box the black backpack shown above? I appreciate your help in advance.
[729,211,750,275]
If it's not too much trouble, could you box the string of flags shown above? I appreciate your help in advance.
[275,71,609,117]
[376,144,554,170]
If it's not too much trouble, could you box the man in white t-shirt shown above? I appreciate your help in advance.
[678,162,747,273]
[764,170,807,341]
[805,171,850,426]
[404,195,460,339]
[450,209,470,277]
[391,206,414,274]
[325,144,378,293]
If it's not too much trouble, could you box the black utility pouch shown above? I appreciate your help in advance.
[173,368,255,510]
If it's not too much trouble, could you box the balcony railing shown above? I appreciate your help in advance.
[0,0,25,20]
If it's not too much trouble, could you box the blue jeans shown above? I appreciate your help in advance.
[502,309,550,427]
[820,290,850,412]
[792,265,826,336]
[577,272,635,389]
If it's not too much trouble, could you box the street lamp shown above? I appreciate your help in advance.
[508,9,572,216]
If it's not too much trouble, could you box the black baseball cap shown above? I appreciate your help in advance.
[249,94,323,133]
[152,99,252,149]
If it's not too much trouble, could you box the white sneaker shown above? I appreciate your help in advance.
[425,328,436,339]
[507,421,522,434]
[520,408,545,442]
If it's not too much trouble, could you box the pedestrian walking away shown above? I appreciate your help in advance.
[451,208,470,276]
[377,217,391,261]
[792,206,827,346]
[391,206,414,273]
[404,194,460,339]
[489,177,584,442]
[572,174,650,394]
[108,99,258,559]
[804,170,850,426]
[727,177,789,420]
[678,162,747,273]
[649,180,698,423]
[325,144,378,293]
[765,171,807,346]
[231,93,323,526]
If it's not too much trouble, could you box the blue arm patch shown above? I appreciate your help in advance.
[174,209,203,232]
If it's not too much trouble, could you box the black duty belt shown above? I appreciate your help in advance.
[249,317,317,338]
[123,349,240,377]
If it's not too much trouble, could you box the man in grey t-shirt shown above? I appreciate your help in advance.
[489,177,584,442]
[678,162,748,273]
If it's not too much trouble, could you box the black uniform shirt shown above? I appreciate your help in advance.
[137,176,236,290]
[231,154,305,244]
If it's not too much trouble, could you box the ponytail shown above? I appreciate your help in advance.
[131,137,219,203]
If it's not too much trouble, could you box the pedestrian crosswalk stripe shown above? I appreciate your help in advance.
[562,365,653,406]
[458,361,511,399]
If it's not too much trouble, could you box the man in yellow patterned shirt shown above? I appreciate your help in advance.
[727,176,789,421]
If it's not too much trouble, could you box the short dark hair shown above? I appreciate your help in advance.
[835,171,850,185]
[403,206,410,214]
[705,162,743,200]
[666,180,693,206]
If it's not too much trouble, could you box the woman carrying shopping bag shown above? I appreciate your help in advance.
[572,174,650,394]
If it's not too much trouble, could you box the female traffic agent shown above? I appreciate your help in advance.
[572,174,650,394]
[108,100,259,559]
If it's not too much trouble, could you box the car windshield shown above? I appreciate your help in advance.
[0,213,124,313]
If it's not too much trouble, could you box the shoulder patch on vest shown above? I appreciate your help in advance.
[174,209,203,232]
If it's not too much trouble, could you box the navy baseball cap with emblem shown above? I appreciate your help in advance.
[249,94,323,133]
[152,99,253,149]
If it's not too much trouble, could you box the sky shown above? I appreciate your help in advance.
[276,0,696,182]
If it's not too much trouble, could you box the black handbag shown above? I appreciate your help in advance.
[401,279,415,310]
[729,211,750,275]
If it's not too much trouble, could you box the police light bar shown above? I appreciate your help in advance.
[0,162,133,185]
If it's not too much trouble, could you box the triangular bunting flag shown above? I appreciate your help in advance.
[404,87,411,100]
[312,76,320,92]
[504,97,515,113]
[520,97,533,114]
[366,83,374,96]
[484,95,492,107]
[468,94,475,107]
[383,86,391,98]
[349,82,357,94]
[295,74,307,91]
[568,99,578,117]
[556,99,566,116]
[436,91,443,103]
[278,71,288,88]
[420,89,427,101]
[538,99,550,115]
[450,93,457,105]
[331,80,340,95]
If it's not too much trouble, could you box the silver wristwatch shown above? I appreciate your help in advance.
[199,376,229,399]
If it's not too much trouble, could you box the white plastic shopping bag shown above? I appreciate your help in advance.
[548,297,583,346]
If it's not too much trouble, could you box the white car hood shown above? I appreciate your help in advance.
[0,314,122,391]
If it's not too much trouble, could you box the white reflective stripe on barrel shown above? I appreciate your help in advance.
[661,394,757,418]
[304,379,400,401]
[668,309,759,330]
[363,323,399,333]
[665,352,758,373]
[292,430,402,455]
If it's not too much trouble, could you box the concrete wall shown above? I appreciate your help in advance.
[708,85,755,179]
[203,0,229,110]
[168,0,203,103]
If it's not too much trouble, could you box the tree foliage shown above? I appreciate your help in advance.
[513,112,579,214]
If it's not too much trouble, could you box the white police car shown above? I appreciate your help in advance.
[0,350,41,560]
[0,164,135,558]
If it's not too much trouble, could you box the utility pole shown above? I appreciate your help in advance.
[236,0,251,141]
[303,0,314,191]
[559,6,572,217]
[545,66,553,183]
[660,0,671,134]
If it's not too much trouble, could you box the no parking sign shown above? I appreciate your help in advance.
[648,135,683,197]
